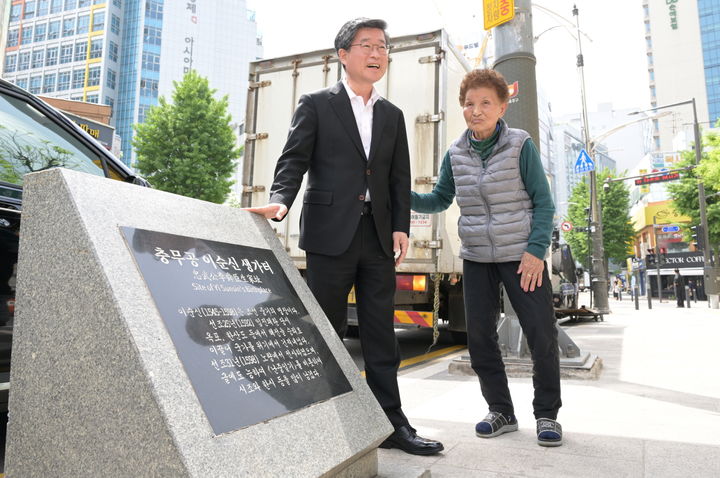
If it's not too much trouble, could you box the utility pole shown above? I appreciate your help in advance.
[573,5,609,314]
[653,216,663,302]
[492,0,540,147]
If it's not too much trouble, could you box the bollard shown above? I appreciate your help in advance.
[634,286,640,310]
[685,286,691,308]
[647,288,652,309]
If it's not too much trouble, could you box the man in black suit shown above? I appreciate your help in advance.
[247,18,443,456]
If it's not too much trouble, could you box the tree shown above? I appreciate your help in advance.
[133,70,240,203]
[667,123,720,249]
[563,168,635,270]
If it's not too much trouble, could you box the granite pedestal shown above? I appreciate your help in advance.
[5,168,392,477]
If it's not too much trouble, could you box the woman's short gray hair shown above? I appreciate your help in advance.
[334,17,389,53]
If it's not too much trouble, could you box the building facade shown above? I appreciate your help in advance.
[2,0,261,165]
[644,0,719,152]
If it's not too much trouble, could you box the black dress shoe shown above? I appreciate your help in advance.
[379,425,444,455]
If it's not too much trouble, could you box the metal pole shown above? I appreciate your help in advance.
[653,216,663,302]
[646,269,652,309]
[492,0,540,146]
[573,5,609,314]
[691,98,719,308]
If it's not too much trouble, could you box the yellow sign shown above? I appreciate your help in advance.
[484,0,515,30]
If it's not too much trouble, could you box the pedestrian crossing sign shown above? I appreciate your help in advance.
[574,149,595,174]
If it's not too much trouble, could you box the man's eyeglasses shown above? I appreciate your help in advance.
[349,43,392,56]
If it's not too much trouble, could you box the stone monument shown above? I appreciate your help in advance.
[5,168,392,477]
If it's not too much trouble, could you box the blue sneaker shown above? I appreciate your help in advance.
[536,418,563,446]
[475,411,518,438]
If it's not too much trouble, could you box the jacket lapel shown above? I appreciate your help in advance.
[368,98,386,166]
[328,82,367,160]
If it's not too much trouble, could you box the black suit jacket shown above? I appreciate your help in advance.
[268,81,411,257]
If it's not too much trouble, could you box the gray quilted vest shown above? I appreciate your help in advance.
[449,121,533,263]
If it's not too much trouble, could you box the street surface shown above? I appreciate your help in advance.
[378,293,720,478]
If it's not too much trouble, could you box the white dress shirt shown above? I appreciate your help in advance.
[342,78,381,201]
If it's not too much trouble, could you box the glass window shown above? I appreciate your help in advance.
[50,0,63,14]
[22,26,34,45]
[31,50,45,69]
[15,78,29,91]
[106,68,116,89]
[65,0,77,10]
[138,103,150,123]
[29,76,42,94]
[0,89,108,189]
[139,78,158,97]
[72,69,85,89]
[38,0,50,16]
[113,0,121,7]
[89,39,103,59]
[92,11,105,32]
[87,66,101,86]
[110,14,120,34]
[77,15,90,34]
[108,41,118,62]
[43,73,57,93]
[46,47,59,66]
[62,18,75,37]
[48,21,60,39]
[34,23,47,42]
[3,55,18,74]
[60,44,74,63]
[74,41,88,62]
[24,1,37,19]
[145,0,163,20]
[142,51,160,72]
[104,96,114,117]
[57,71,71,90]
[78,0,91,7]
[18,52,31,71]
[7,30,19,48]
[86,94,98,104]
[10,4,22,22]
[143,26,161,45]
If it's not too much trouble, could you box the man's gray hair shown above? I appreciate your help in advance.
[334,17,389,53]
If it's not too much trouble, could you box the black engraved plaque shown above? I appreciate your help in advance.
[121,227,353,435]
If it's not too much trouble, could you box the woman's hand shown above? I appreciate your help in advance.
[517,252,544,292]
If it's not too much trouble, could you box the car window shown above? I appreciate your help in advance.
[0,90,106,195]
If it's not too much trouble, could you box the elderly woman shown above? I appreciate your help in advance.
[411,69,562,447]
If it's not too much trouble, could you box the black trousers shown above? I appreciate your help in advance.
[305,213,409,429]
[463,260,561,420]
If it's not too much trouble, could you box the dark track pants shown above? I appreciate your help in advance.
[305,214,409,429]
[463,259,561,420]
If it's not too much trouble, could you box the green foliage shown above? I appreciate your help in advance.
[133,70,240,203]
[563,168,635,269]
[667,123,720,248]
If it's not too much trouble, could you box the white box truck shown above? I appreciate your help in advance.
[241,30,473,342]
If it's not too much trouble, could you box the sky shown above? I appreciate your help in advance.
[247,0,650,118]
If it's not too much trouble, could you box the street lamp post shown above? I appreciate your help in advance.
[573,5,609,314]
[629,98,718,309]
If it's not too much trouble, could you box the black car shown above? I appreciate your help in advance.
[0,78,148,412]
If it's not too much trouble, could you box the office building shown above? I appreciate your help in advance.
[2,0,261,165]
[644,0,719,152]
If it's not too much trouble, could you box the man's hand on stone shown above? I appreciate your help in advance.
[244,203,288,221]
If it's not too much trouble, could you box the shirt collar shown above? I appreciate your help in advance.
[342,78,381,107]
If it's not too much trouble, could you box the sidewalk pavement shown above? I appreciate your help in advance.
[377,296,720,478]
